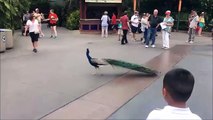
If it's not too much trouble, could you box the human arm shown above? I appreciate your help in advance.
[24,20,29,36]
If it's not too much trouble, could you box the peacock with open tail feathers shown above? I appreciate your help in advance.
[86,48,157,76]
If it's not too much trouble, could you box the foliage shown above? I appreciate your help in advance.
[0,0,31,30]
[66,10,80,30]
[30,0,50,15]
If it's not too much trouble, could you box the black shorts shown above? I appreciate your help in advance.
[131,25,138,33]
[29,32,39,42]
[50,23,57,26]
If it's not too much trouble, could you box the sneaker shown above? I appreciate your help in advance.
[50,35,53,38]
[145,45,149,48]
[53,36,57,39]
[151,45,156,48]
[185,40,189,43]
[189,41,193,44]
[33,48,37,53]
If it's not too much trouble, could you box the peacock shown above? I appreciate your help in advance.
[86,48,108,69]
[86,48,157,76]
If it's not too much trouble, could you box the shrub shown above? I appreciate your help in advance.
[66,10,80,30]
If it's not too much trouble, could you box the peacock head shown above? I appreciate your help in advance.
[86,48,90,54]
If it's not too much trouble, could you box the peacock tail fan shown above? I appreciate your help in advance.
[103,59,158,76]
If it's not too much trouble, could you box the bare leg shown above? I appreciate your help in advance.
[198,28,202,36]
[39,24,44,37]
[50,26,54,37]
[53,26,57,37]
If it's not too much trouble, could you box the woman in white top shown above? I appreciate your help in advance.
[24,14,40,53]
[141,13,150,43]
[101,11,110,38]
[161,10,174,49]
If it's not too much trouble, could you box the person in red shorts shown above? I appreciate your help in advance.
[48,9,58,39]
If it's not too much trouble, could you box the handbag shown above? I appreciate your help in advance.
[34,29,39,34]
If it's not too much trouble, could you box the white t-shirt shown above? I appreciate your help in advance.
[147,105,202,120]
[101,15,110,27]
[26,19,39,33]
[131,14,139,27]
[189,15,199,29]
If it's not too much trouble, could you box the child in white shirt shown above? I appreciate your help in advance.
[147,68,202,120]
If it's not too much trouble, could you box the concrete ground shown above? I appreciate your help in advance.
[0,25,212,119]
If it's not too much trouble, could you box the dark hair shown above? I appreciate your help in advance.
[122,11,128,16]
[163,68,195,102]
[29,14,34,21]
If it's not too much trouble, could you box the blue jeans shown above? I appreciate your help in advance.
[146,27,157,45]
[143,28,148,43]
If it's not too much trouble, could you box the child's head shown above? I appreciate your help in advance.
[163,68,195,103]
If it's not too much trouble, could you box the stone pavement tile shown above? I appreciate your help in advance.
[42,99,116,119]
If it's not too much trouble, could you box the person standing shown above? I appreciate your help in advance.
[24,14,40,53]
[111,13,117,32]
[48,9,58,39]
[161,10,174,49]
[145,9,161,48]
[22,11,30,25]
[22,11,30,36]
[187,11,199,43]
[141,13,150,44]
[198,12,205,36]
[188,10,194,33]
[101,11,110,38]
[34,8,45,37]
[117,20,123,41]
[120,11,130,45]
[130,11,140,41]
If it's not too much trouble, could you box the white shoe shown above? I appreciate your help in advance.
[151,45,156,48]
[185,40,189,43]
[145,45,149,48]
[189,41,193,44]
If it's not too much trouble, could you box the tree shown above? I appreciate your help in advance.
[0,0,31,30]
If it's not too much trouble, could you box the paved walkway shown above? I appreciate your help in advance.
[0,25,212,119]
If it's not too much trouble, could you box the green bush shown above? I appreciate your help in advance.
[66,10,80,30]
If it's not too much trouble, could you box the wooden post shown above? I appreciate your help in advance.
[177,0,182,31]
[79,0,82,19]
[133,0,136,11]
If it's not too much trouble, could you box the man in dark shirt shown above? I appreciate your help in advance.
[145,9,161,48]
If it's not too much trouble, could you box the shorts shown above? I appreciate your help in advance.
[118,29,123,35]
[50,23,57,26]
[131,25,138,33]
[29,32,39,43]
